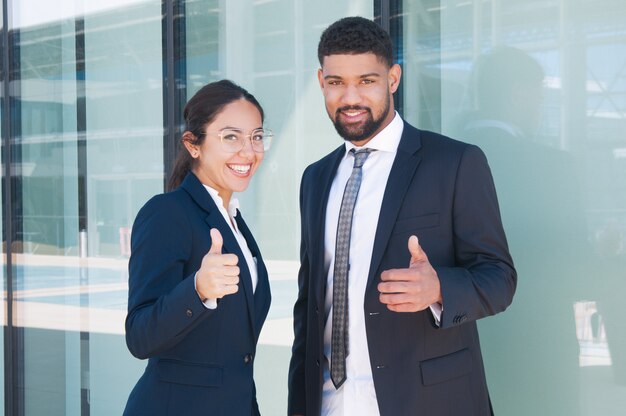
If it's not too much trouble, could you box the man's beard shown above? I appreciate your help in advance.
[332,98,390,143]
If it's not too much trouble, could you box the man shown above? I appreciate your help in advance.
[288,16,516,416]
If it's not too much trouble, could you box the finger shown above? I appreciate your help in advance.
[378,281,410,294]
[220,253,239,266]
[208,228,223,254]
[408,235,427,265]
[379,292,413,305]
[210,265,240,278]
[221,283,239,296]
[380,269,414,282]
[220,275,240,285]
[386,303,422,313]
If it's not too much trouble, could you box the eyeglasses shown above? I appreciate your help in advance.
[206,128,273,153]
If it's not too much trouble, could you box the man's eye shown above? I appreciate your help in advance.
[328,80,342,86]
[362,79,374,84]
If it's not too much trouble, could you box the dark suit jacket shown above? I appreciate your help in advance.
[124,172,271,416]
[288,121,516,416]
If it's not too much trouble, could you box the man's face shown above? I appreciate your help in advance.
[318,53,401,146]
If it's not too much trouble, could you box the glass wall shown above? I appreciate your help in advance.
[401,0,626,414]
[183,1,373,413]
[3,0,626,414]
[3,0,376,414]
[7,0,162,414]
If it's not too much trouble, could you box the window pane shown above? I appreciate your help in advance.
[183,1,373,413]
[402,0,626,414]
[10,1,161,414]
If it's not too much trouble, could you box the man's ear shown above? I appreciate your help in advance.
[181,132,199,158]
[388,63,402,94]
[317,67,325,90]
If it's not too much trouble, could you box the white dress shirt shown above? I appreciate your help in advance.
[321,113,440,415]
[194,185,258,309]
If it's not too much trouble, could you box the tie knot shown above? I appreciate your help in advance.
[350,148,373,168]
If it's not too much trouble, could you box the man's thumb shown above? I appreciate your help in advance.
[208,228,223,254]
[408,235,426,266]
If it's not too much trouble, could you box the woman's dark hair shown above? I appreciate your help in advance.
[317,16,394,67]
[167,79,264,191]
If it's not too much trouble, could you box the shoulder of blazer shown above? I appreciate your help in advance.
[302,144,345,182]
[414,128,478,153]
[410,123,483,161]
[177,171,219,215]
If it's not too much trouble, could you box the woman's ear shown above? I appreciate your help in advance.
[182,132,199,158]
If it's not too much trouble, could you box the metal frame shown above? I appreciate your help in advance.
[1,0,16,412]
[162,0,187,190]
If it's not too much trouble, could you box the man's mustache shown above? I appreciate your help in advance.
[335,106,372,117]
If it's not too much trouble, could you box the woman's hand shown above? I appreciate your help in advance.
[195,228,240,300]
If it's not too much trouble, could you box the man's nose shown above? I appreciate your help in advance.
[341,84,362,106]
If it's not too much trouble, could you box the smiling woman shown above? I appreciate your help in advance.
[181,98,267,206]
[124,80,272,416]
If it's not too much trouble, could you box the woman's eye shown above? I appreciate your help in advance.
[222,134,239,142]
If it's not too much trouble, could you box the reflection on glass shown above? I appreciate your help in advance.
[11,1,162,414]
[402,0,626,414]
[184,1,373,414]
[459,46,584,416]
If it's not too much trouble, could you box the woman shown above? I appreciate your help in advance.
[124,80,272,415]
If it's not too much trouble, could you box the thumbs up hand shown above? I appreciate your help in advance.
[196,228,240,301]
[378,235,442,312]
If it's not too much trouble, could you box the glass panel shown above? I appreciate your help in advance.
[183,1,373,413]
[401,0,626,414]
[0,1,5,409]
[11,0,162,414]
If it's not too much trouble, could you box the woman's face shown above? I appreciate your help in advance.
[185,98,264,204]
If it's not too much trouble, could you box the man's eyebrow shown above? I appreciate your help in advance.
[323,73,381,80]
[359,73,381,78]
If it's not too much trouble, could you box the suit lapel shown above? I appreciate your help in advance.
[181,173,256,337]
[311,145,345,305]
[235,212,271,337]
[367,123,423,289]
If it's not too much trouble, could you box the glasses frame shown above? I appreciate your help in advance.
[202,127,273,153]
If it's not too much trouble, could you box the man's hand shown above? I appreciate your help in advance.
[378,235,442,312]
[196,228,240,300]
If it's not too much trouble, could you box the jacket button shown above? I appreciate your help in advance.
[186,309,193,317]
[316,360,320,367]
[244,353,253,364]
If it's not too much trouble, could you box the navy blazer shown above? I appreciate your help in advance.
[288,121,516,416]
[124,172,271,416]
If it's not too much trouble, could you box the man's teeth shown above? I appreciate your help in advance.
[229,164,251,173]
[344,111,362,116]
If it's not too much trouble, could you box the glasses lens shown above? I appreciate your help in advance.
[251,129,271,152]
[219,128,272,152]
[220,129,243,152]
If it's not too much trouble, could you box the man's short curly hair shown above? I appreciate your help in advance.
[318,16,394,67]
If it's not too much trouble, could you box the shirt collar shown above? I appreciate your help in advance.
[202,184,240,218]
[344,111,404,155]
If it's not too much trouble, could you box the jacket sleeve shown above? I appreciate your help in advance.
[125,195,213,359]
[435,145,517,328]
[288,167,311,415]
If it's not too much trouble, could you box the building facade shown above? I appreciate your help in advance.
[1,0,626,414]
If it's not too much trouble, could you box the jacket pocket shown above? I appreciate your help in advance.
[157,359,223,387]
[392,213,439,235]
[420,348,472,386]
